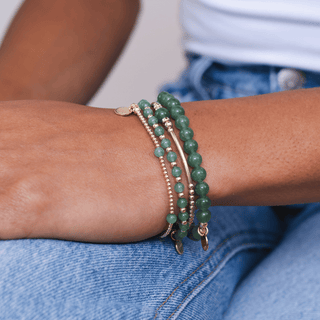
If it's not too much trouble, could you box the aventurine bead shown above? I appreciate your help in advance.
[196,196,211,210]
[143,108,153,118]
[187,152,202,167]
[155,108,170,121]
[179,222,190,232]
[177,198,188,208]
[172,166,182,177]
[191,166,207,182]
[154,126,165,137]
[148,116,158,126]
[171,106,185,120]
[174,182,184,193]
[138,99,151,111]
[176,230,188,240]
[166,213,177,224]
[195,181,209,196]
[180,128,194,141]
[166,98,181,111]
[161,138,171,148]
[184,139,198,154]
[167,151,177,162]
[196,210,211,223]
[175,115,190,130]
[179,211,189,221]
[157,92,174,107]
[192,226,202,240]
[154,147,165,158]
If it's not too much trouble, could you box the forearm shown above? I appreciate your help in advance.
[0,0,140,104]
[186,87,320,206]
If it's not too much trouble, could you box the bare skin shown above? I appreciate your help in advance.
[0,0,319,243]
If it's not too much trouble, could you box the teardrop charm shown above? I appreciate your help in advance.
[201,235,209,251]
[175,240,184,255]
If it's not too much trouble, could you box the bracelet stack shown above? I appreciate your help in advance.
[114,92,211,254]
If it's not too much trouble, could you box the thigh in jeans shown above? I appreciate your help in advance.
[0,206,282,320]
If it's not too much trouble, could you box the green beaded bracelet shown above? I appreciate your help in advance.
[157,91,211,252]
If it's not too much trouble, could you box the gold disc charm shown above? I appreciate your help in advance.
[201,235,209,251]
[114,106,133,116]
[175,240,184,255]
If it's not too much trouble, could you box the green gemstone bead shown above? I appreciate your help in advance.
[138,99,151,111]
[196,196,211,210]
[155,108,170,121]
[154,147,165,158]
[167,151,177,162]
[195,182,210,196]
[171,106,185,120]
[161,138,171,148]
[179,222,190,232]
[180,128,194,141]
[191,166,207,182]
[143,108,153,118]
[175,115,190,130]
[174,182,184,193]
[177,198,188,208]
[154,126,165,137]
[176,230,188,239]
[192,226,202,240]
[172,166,182,177]
[148,116,158,126]
[178,211,189,221]
[166,98,181,111]
[187,152,202,167]
[157,92,174,107]
[184,139,198,154]
[166,213,177,224]
[196,210,212,223]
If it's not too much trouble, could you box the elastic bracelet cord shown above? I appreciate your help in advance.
[157,92,212,251]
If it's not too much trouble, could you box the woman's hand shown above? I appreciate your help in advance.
[0,100,170,243]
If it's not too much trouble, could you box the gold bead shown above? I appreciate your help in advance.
[166,147,172,152]
[180,208,187,213]
[147,114,153,119]
[181,221,188,225]
[189,184,194,189]
[159,135,165,139]
[166,178,170,183]
[189,189,195,195]
[190,201,195,206]
[189,195,195,201]
[153,124,159,128]
[178,193,184,198]
[170,162,177,167]
[175,177,182,182]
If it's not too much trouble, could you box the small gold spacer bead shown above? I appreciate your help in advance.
[189,184,195,189]
[169,194,174,199]
[175,177,182,182]
[178,193,184,198]
[144,106,151,110]
[147,114,153,119]
[153,123,159,128]
[190,201,195,206]
[189,189,195,195]
[159,135,165,140]
[168,190,173,195]
[162,117,170,123]
[189,195,195,201]
[170,210,175,214]
[180,208,187,213]
[181,221,188,225]
[166,147,172,153]
[166,178,170,183]
[170,162,177,167]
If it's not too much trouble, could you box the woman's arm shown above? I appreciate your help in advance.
[1,87,320,242]
[0,0,140,103]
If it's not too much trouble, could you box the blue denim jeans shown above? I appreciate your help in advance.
[1,54,320,320]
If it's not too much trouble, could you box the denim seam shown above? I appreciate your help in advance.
[153,231,279,319]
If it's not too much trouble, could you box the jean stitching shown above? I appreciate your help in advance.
[153,231,279,319]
